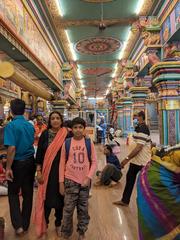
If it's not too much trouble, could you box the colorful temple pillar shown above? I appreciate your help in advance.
[32,95,38,116]
[116,81,125,131]
[51,99,68,116]
[121,97,133,136]
[129,87,149,121]
[116,101,124,130]
[21,91,33,119]
[150,62,180,145]
[75,89,82,109]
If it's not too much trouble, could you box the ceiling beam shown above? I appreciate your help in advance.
[55,17,138,28]
[77,60,117,64]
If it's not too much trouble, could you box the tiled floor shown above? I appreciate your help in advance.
[1,133,159,240]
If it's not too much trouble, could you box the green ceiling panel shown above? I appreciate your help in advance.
[56,0,141,96]
[61,0,137,20]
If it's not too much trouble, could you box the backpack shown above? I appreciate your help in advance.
[65,137,92,166]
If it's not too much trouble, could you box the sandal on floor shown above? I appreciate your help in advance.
[113,200,129,206]
[15,227,24,236]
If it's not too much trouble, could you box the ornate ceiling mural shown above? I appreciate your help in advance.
[82,67,112,75]
[44,0,155,96]
[75,37,121,55]
[82,0,114,2]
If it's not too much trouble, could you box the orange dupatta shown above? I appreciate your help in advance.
[33,127,67,237]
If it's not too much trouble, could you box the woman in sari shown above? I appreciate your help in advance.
[137,144,180,240]
[34,111,69,237]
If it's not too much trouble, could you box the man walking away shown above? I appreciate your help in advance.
[113,111,151,206]
[4,99,35,236]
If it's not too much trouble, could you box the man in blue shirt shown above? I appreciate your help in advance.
[4,99,35,236]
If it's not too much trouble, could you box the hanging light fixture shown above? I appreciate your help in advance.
[55,0,64,17]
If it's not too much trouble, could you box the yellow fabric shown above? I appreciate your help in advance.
[152,149,180,173]
[158,224,180,240]
[151,147,157,156]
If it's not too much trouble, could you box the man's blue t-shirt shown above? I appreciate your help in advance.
[106,154,121,170]
[4,115,35,160]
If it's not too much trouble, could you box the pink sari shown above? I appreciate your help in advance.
[33,127,67,237]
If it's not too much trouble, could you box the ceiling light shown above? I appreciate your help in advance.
[65,30,77,61]
[106,89,110,95]
[135,0,145,15]
[80,80,85,88]
[112,73,116,78]
[118,29,131,59]
[78,69,82,79]
[96,97,104,100]
[55,0,63,17]
[65,29,70,43]
[112,62,118,78]
[70,44,77,61]
[88,97,104,100]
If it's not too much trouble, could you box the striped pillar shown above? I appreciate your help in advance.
[116,102,124,130]
[121,97,133,137]
[129,87,149,122]
[151,62,180,145]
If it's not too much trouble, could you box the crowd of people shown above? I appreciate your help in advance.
[0,98,179,240]
[2,99,97,239]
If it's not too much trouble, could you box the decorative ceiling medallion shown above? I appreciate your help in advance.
[83,0,113,2]
[82,67,112,75]
[75,37,121,55]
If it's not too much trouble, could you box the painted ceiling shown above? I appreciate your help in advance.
[43,0,152,97]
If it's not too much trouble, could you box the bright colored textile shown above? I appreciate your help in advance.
[137,161,180,240]
[34,123,47,146]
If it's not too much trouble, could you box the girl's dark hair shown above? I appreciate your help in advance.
[71,117,86,128]
[47,111,63,129]
[10,99,25,115]
[105,144,113,153]
[63,120,72,129]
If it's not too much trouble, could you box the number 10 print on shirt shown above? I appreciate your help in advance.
[70,145,89,172]
[73,152,85,164]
